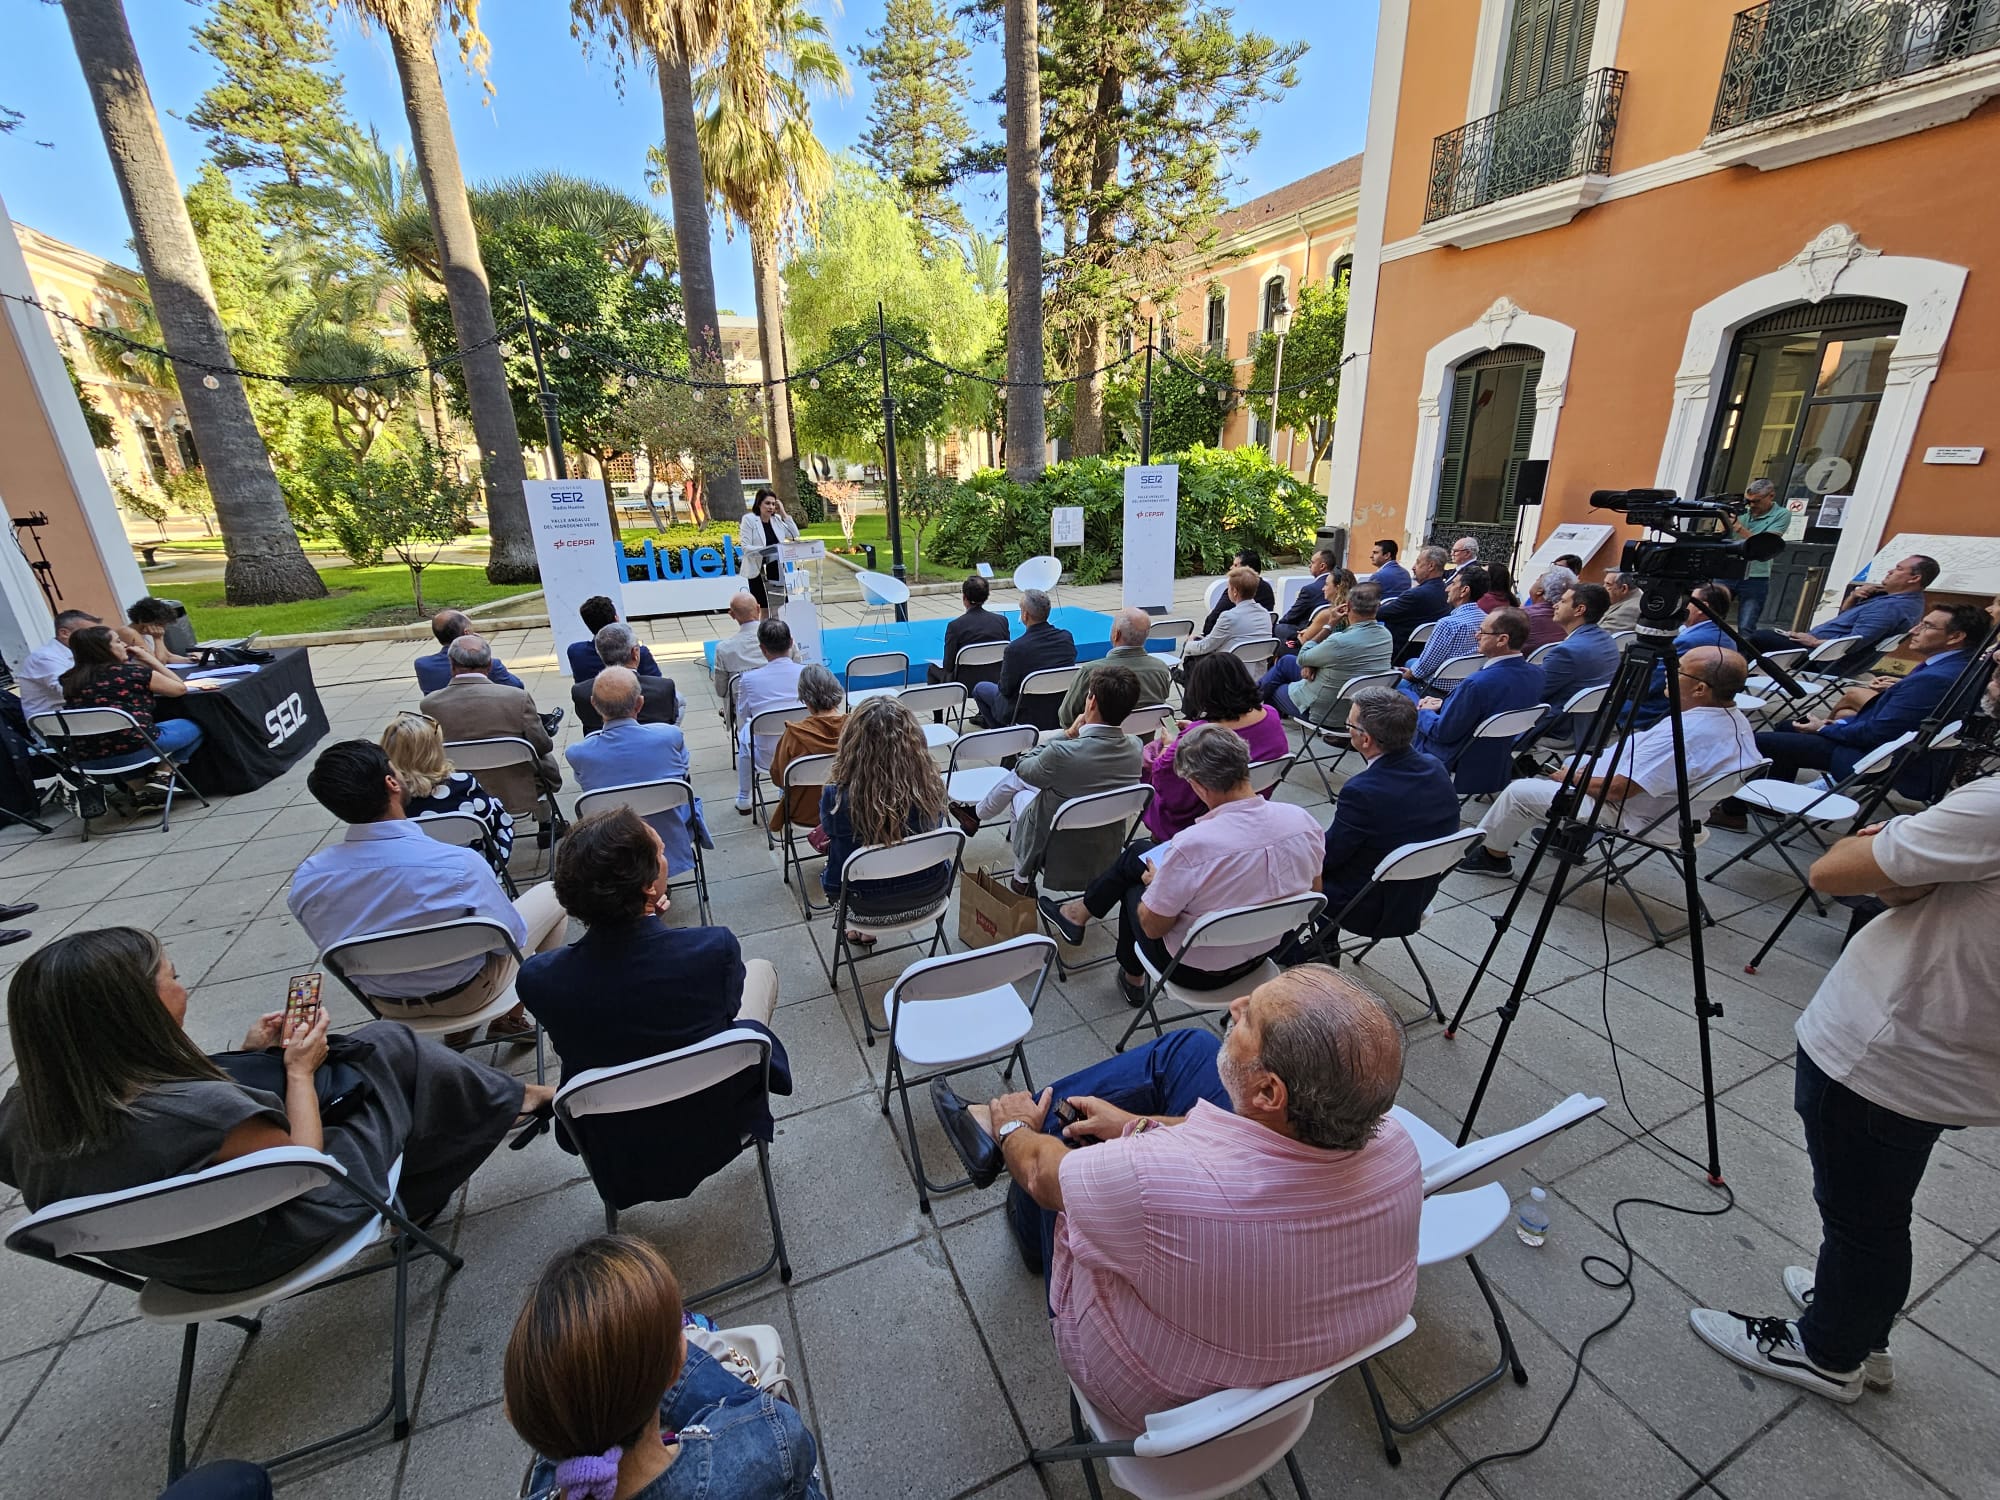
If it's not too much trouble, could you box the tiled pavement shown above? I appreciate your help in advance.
[0,576,1995,1500]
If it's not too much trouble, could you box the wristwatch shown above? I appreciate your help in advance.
[996,1119,1027,1144]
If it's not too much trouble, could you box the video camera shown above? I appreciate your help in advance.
[1591,488,1786,582]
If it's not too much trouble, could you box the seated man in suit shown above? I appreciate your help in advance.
[1412,608,1546,795]
[571,622,679,733]
[1180,565,1272,669]
[1058,609,1171,723]
[566,666,700,877]
[1378,545,1451,662]
[952,665,1144,892]
[1444,536,1479,581]
[514,807,791,1191]
[1366,539,1412,599]
[1458,647,1758,876]
[733,618,806,813]
[972,589,1076,728]
[1523,581,1623,747]
[420,634,563,835]
[1601,569,1642,634]
[928,573,1012,686]
[565,595,663,683]
[414,611,554,736]
[1275,546,1342,647]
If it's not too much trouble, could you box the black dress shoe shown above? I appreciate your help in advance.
[0,929,30,947]
[930,1077,1004,1189]
[0,902,37,922]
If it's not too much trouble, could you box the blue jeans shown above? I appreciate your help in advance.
[1258,654,1303,705]
[154,717,204,762]
[1733,576,1770,634]
[1794,1046,1947,1372]
[971,679,1009,728]
[1006,1028,1233,1280]
[159,1462,271,1500]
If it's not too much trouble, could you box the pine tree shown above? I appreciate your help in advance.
[854,0,973,247]
[184,0,353,241]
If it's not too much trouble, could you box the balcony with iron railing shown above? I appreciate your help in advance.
[1425,68,1627,225]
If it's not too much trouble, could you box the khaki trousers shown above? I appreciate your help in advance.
[736,958,778,1026]
[416,881,570,1019]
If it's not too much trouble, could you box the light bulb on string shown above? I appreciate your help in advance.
[201,374,220,390]
[692,388,705,403]
[556,344,571,360]
[625,374,639,388]
[120,350,139,368]
[351,386,369,401]
[808,376,820,390]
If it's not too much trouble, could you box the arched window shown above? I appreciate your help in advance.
[1261,275,1288,332]
[134,421,169,485]
[1330,255,1353,291]
[1435,344,1544,531]
[173,423,200,471]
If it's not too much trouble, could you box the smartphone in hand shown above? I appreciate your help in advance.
[285,972,323,1032]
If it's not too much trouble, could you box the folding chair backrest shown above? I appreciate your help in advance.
[952,640,1008,674]
[1047,783,1153,836]
[1122,703,1175,740]
[1408,621,1437,647]
[575,776,696,823]
[6,1147,343,1261]
[1433,652,1484,686]
[1473,705,1549,741]
[414,811,489,849]
[1150,618,1197,650]
[1336,670,1402,701]
[1612,629,1638,648]
[1804,634,1862,667]
[1759,647,1807,674]
[1929,718,1965,752]
[1400,1095,1606,1197]
[1372,829,1482,884]
[949,724,1039,771]
[890,933,1057,1007]
[1177,893,1326,963]
[842,826,966,885]
[1688,758,1772,815]
[1017,665,1081,703]
[29,706,144,742]
[1276,575,1312,618]
[324,916,517,985]
[443,736,535,775]
[556,1029,770,1122]
[1561,684,1610,719]
[845,653,908,691]
[1526,641,1560,663]
[1246,758,1291,796]
[1229,638,1280,674]
[779,753,837,797]
[747,703,810,739]
[1849,729,1919,778]
[897,682,964,718]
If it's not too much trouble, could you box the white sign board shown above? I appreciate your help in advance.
[1784,497,1810,540]
[780,539,826,564]
[1864,532,2000,596]
[1817,494,1851,529]
[524,479,627,653]
[1923,446,1984,465]
[1121,465,1179,612]
[1521,522,1615,582]
[1051,506,1085,548]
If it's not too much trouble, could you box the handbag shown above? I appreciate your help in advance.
[210,1032,376,1125]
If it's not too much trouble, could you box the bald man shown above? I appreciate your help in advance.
[712,592,770,703]
[1057,608,1171,722]
[413,607,526,696]
[1458,645,1761,876]
[932,966,1422,1437]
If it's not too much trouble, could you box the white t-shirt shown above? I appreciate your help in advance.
[1600,706,1761,832]
[15,638,72,720]
[1795,774,2000,1127]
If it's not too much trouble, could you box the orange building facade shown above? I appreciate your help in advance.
[1331,0,2000,622]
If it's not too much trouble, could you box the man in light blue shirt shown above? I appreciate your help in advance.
[1746,554,1937,670]
[1400,564,1489,696]
[290,740,568,1038]
[566,667,702,876]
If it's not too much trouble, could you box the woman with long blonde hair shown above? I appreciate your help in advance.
[818,697,952,941]
[380,712,514,874]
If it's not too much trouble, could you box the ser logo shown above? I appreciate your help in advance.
[549,488,589,507]
[264,692,308,748]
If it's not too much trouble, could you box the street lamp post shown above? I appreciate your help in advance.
[1266,294,1291,465]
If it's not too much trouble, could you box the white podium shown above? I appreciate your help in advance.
[780,539,826,665]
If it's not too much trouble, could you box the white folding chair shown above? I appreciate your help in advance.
[1149,617,1198,663]
[843,650,910,707]
[1743,646,1807,702]
[321,915,543,1080]
[745,703,810,830]
[827,827,968,1045]
[1119,893,1327,1052]
[1406,620,1438,650]
[1424,651,1485,691]
[1034,785,1155,979]
[944,723,1041,813]
[1782,634,1866,716]
[443,735,560,869]
[1525,682,1615,767]
[1316,829,1483,1026]
[1275,574,1313,619]
[856,569,912,641]
[1121,702,1177,741]
[5,1146,460,1485]
[1014,664,1083,731]
[943,638,1009,702]
[772,752,838,919]
[554,1029,791,1304]
[896,681,967,752]
[1453,705,1552,802]
[1033,1316,1417,1500]
[1611,628,1639,649]
[879,935,1058,1211]
[1246,755,1294,796]
[1526,640,1561,664]
[1229,637,1281,676]
[1288,670,1401,797]
[30,706,209,840]
[575,777,712,923]
[412,809,518,897]
[1355,1095,1608,1465]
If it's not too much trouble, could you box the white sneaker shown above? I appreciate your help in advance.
[1688,1308,1864,1403]
[1784,1267,1894,1390]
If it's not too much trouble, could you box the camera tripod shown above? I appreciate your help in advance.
[1441,582,1801,1180]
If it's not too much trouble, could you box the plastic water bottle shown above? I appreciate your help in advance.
[1515,1187,1550,1248]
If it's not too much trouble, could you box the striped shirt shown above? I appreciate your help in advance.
[1050,1103,1423,1436]
[1408,601,1487,685]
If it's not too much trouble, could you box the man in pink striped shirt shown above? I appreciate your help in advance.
[934,967,1422,1436]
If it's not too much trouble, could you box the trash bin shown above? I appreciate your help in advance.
[1316,526,1349,571]
[859,543,878,571]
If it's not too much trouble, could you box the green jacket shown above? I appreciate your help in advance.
[1057,645,1175,725]
[1289,621,1394,723]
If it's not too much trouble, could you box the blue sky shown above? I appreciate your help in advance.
[2,1,1376,315]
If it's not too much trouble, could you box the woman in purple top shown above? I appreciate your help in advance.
[1142,653,1289,840]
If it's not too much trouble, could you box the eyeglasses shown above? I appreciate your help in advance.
[392,710,442,729]
[1475,627,1506,638]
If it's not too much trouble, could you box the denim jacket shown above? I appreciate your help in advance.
[526,1346,826,1500]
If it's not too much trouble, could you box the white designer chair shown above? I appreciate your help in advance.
[5,1147,460,1486]
[1013,554,1064,606]
[879,935,1058,1212]
[321,915,543,1081]
[574,777,711,922]
[827,827,968,1045]
[1356,1094,1607,1465]
[554,1029,792,1304]
[856,570,912,641]
[1032,1316,1417,1500]
[1118,893,1327,1052]
[1202,578,1229,617]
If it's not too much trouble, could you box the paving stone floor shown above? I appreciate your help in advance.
[0,575,1995,1500]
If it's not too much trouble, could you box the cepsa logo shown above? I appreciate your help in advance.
[549,488,589,508]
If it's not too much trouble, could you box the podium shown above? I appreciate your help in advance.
[779,539,826,665]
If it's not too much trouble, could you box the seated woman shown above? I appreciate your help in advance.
[58,625,205,802]
[0,927,549,1296]
[819,697,954,942]
[380,710,514,875]
[1142,652,1289,841]
[1478,563,1520,612]
[508,1235,825,1500]
[125,597,194,664]
[766,664,846,834]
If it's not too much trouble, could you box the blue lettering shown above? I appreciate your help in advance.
[722,536,742,574]
[692,546,724,578]
[659,546,690,580]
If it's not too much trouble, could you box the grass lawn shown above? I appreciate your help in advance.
[177,563,537,638]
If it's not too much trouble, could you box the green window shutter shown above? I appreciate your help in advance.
[1497,362,1544,529]
[1501,0,1557,107]
[1434,366,1480,529]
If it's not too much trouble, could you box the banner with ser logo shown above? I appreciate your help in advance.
[525,479,628,653]
[1121,464,1179,612]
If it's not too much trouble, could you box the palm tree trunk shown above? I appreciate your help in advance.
[658,52,745,518]
[1003,0,1048,482]
[749,219,799,512]
[384,25,537,584]
[1069,62,1122,460]
[61,0,326,605]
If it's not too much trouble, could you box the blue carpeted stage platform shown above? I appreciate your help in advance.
[701,605,1174,686]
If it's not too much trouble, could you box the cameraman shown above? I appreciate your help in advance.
[1724,480,1790,632]
[1690,771,2000,1403]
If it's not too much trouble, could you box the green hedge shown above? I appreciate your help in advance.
[617,524,738,556]
[928,446,1324,585]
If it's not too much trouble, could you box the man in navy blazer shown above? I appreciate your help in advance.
[515,809,792,1208]
[1378,545,1451,662]
[1414,609,1547,794]
[1525,581,1623,744]
[972,588,1077,727]
[414,608,525,695]
[1276,545,1341,648]
[566,594,664,682]
[1316,688,1461,938]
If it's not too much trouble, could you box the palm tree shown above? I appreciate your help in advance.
[1003,0,1047,481]
[59,0,327,604]
[694,0,846,513]
[962,230,1006,300]
[474,172,678,281]
[330,1,537,582]
[573,0,746,517]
